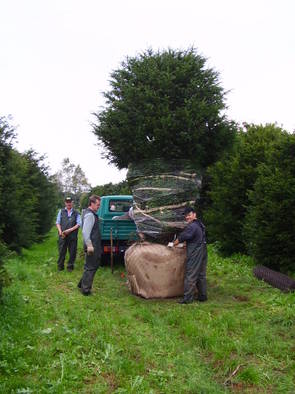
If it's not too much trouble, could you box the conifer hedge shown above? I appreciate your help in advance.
[244,134,295,272]
[204,124,295,272]
[0,117,58,296]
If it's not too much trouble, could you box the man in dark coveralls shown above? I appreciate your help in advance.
[173,207,208,304]
[56,197,81,271]
[78,195,101,296]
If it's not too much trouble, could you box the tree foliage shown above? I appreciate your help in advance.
[80,180,131,209]
[23,150,58,238]
[243,134,295,272]
[0,116,58,256]
[0,116,59,295]
[53,158,91,207]
[204,124,288,255]
[93,48,236,170]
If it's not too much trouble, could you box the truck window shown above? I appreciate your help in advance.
[108,200,132,213]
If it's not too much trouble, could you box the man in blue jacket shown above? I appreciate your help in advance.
[173,207,208,304]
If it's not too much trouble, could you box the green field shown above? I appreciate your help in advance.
[1,229,295,393]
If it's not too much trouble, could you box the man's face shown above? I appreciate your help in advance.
[91,199,101,212]
[65,201,73,209]
[185,211,196,223]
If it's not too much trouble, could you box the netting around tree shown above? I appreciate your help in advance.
[127,159,202,243]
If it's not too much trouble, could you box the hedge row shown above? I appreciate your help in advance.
[204,124,295,273]
[0,117,58,296]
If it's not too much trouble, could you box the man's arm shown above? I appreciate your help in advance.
[82,213,95,247]
[173,223,195,246]
[56,210,62,236]
[82,213,96,255]
[62,212,81,236]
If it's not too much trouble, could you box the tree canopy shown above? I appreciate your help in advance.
[0,117,59,296]
[0,117,58,252]
[80,180,131,209]
[204,123,289,255]
[243,133,295,272]
[93,48,236,170]
[53,158,91,207]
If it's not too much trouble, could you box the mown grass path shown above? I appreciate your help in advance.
[1,229,295,393]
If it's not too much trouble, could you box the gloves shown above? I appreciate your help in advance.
[87,245,94,255]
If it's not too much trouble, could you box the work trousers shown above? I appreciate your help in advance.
[183,243,207,301]
[79,249,101,293]
[57,236,77,270]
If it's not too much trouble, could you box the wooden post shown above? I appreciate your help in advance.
[110,227,114,274]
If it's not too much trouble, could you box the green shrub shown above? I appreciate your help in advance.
[80,180,131,209]
[0,117,58,252]
[244,134,295,272]
[93,47,236,170]
[204,124,288,255]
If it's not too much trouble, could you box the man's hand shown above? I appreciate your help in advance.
[61,232,66,239]
[87,245,94,255]
[173,239,180,247]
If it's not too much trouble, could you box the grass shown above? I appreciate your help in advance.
[0,229,295,393]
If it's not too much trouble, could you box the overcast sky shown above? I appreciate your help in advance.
[1,0,294,186]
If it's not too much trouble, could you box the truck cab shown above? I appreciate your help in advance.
[97,195,137,259]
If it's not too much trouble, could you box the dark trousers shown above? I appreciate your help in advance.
[184,243,207,301]
[78,249,100,293]
[57,236,77,269]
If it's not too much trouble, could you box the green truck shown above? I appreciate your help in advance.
[97,195,137,259]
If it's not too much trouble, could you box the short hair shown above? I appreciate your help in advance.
[184,206,196,216]
[88,195,100,206]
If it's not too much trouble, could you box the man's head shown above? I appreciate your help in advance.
[88,195,101,212]
[184,206,197,223]
[65,197,73,208]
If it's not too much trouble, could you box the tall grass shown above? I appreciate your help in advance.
[0,228,294,393]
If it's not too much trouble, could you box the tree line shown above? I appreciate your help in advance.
[203,123,295,272]
[0,117,58,295]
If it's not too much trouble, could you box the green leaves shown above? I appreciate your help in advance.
[244,134,295,272]
[93,48,236,170]
[0,117,58,296]
[53,157,91,207]
[204,123,295,272]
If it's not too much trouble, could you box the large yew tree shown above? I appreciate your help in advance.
[93,48,236,169]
